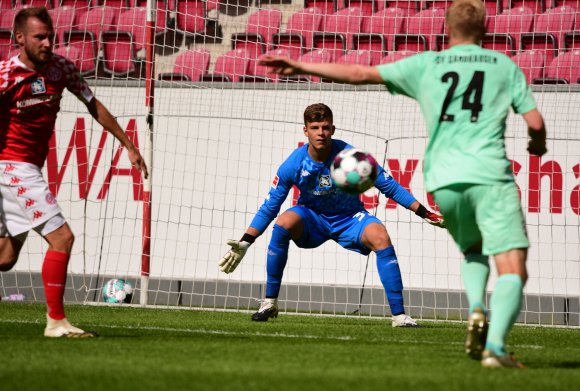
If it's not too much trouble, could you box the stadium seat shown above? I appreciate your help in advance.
[175,0,206,37]
[481,33,516,56]
[53,44,81,68]
[533,49,580,84]
[488,6,534,49]
[132,1,167,35]
[312,7,364,59]
[435,34,449,50]
[48,6,77,47]
[353,7,406,63]
[304,0,337,15]
[96,0,130,9]
[63,30,97,76]
[241,48,289,83]
[382,1,420,13]
[282,48,333,82]
[503,0,545,14]
[200,48,250,82]
[0,0,13,9]
[512,49,545,83]
[394,7,445,51]
[0,9,16,30]
[101,31,136,77]
[20,0,54,8]
[117,7,147,57]
[0,29,16,61]
[273,8,324,59]
[158,49,210,81]
[57,0,90,8]
[231,8,282,56]
[343,0,380,15]
[73,6,117,50]
[379,50,416,64]
[337,49,372,64]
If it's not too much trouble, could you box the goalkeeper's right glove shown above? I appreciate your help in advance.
[218,234,255,274]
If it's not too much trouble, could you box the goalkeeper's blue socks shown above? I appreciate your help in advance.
[376,246,405,316]
[485,274,524,356]
[265,224,292,298]
[461,253,490,314]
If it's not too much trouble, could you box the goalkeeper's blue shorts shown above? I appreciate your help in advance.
[433,182,530,256]
[287,205,381,256]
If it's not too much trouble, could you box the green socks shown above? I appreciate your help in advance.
[461,254,490,314]
[486,274,524,356]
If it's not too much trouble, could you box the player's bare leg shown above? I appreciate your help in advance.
[481,248,527,368]
[42,223,97,338]
[362,223,418,328]
[252,211,303,322]
[0,237,24,272]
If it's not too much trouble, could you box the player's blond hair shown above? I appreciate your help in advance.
[446,0,486,42]
[304,103,333,126]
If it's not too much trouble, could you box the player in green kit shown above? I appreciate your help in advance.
[259,0,547,368]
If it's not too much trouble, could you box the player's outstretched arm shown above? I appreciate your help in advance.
[259,55,384,85]
[409,201,446,228]
[85,98,149,179]
[523,109,547,156]
[219,228,261,274]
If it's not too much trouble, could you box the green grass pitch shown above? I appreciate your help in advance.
[1,303,579,391]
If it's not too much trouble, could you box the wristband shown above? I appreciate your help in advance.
[415,204,428,219]
[241,233,257,244]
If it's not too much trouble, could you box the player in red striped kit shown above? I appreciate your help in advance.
[0,7,148,337]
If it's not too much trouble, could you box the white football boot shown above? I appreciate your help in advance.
[44,314,98,338]
[391,314,419,328]
[251,298,279,322]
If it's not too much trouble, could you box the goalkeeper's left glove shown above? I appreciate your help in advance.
[415,204,446,228]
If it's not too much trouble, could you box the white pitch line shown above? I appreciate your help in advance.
[0,318,545,349]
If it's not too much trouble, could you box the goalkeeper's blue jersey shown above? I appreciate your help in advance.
[249,139,417,233]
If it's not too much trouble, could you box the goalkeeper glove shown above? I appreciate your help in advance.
[219,234,255,274]
[415,204,446,229]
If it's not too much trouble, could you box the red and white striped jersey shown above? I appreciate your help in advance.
[0,53,94,167]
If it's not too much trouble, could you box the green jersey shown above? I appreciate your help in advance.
[376,44,536,192]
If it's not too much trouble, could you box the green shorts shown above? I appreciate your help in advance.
[433,182,529,256]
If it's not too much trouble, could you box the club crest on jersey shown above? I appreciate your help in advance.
[30,77,46,95]
[318,175,332,188]
[45,192,57,205]
[46,66,62,81]
[271,176,279,189]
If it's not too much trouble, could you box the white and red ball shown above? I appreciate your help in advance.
[331,148,378,194]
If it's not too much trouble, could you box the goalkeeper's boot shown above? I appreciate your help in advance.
[44,314,99,338]
[481,350,525,369]
[464,308,488,360]
[251,298,279,322]
[391,314,419,328]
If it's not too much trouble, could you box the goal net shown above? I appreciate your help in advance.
[1,0,579,327]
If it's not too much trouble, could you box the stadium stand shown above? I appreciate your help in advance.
[353,6,406,63]
[158,48,211,81]
[175,0,206,37]
[101,30,137,77]
[312,6,364,59]
[393,7,445,52]
[200,47,250,82]
[231,8,283,55]
[0,29,15,61]
[534,49,580,83]
[273,7,324,59]
[512,49,546,83]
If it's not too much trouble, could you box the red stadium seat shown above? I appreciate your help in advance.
[353,7,406,62]
[487,6,534,50]
[20,0,54,8]
[53,44,81,69]
[63,30,97,76]
[73,6,117,50]
[0,0,13,9]
[117,7,147,55]
[337,49,372,64]
[101,31,136,77]
[313,7,364,59]
[175,0,206,37]
[382,1,420,13]
[564,31,580,50]
[49,6,77,47]
[231,8,282,55]
[0,9,16,30]
[343,0,380,15]
[201,48,250,82]
[242,48,290,82]
[158,48,210,81]
[394,7,445,51]
[534,49,580,84]
[305,0,337,15]
[0,29,16,61]
[273,8,324,58]
[503,0,545,14]
[481,33,516,56]
[283,48,333,82]
[512,49,545,83]
[96,0,130,9]
[379,50,416,64]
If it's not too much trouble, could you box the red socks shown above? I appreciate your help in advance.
[42,250,70,320]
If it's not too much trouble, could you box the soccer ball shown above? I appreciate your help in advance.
[331,148,378,194]
[102,279,134,304]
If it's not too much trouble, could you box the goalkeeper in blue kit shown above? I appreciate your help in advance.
[260,0,547,369]
[219,103,444,327]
